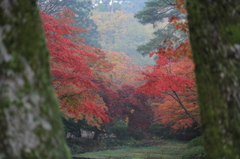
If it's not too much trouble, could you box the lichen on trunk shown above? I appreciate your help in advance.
[0,0,71,158]
[186,0,240,158]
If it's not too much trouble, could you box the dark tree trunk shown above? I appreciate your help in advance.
[0,0,70,158]
[186,0,240,158]
[93,131,101,140]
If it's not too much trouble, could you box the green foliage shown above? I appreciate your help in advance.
[182,146,206,159]
[149,122,171,138]
[70,145,84,154]
[134,0,187,55]
[134,0,177,25]
[109,120,130,140]
[223,23,240,44]
[62,117,96,136]
[62,117,108,141]
[66,138,99,154]
[67,138,144,154]
[187,136,203,148]
[149,122,201,141]
[68,0,101,47]
[109,120,147,140]
[73,139,187,158]
[136,25,180,55]
[182,136,206,159]
[102,139,128,148]
[129,130,146,140]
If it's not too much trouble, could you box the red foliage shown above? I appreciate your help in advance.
[136,50,194,96]
[115,85,153,132]
[40,9,111,127]
[136,49,199,129]
[135,0,200,129]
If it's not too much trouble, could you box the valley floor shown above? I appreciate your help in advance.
[72,139,187,159]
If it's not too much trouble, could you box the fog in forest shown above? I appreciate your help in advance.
[38,0,202,158]
[1,0,204,159]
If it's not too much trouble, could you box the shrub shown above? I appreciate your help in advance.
[182,146,206,159]
[110,120,130,139]
[129,130,146,140]
[187,136,203,148]
[182,136,206,159]
[149,123,171,138]
[149,122,201,141]
[70,145,84,154]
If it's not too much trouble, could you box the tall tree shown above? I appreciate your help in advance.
[68,0,102,47]
[186,0,240,158]
[134,0,186,55]
[37,0,72,15]
[136,52,200,128]
[41,9,111,128]
[0,0,70,158]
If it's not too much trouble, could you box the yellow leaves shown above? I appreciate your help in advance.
[91,10,154,65]
[130,109,135,113]
[91,10,129,38]
[125,116,129,126]
[102,51,144,87]
[105,51,130,65]
[85,115,103,129]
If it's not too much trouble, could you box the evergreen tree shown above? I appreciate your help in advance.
[68,0,102,48]
[120,0,147,14]
[134,0,185,55]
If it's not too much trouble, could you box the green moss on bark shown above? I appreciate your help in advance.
[0,0,71,158]
[186,1,240,158]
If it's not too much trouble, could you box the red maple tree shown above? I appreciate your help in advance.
[41,8,111,128]
[136,50,200,129]
[135,0,200,129]
[113,85,153,132]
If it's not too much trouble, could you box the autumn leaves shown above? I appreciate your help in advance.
[41,0,200,132]
[41,8,150,130]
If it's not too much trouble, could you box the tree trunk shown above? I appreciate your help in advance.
[0,0,71,158]
[186,1,240,158]
[93,131,101,140]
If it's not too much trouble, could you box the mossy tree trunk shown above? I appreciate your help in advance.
[0,1,71,158]
[186,1,240,158]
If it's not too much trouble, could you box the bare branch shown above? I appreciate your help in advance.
[172,90,200,125]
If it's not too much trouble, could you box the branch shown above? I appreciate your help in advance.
[162,0,175,6]
[58,93,83,100]
[171,90,200,125]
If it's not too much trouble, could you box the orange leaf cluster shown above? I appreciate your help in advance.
[175,0,186,14]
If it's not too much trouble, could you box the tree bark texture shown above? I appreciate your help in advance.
[186,1,240,158]
[0,0,71,158]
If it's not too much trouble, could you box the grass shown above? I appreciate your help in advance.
[72,139,187,159]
